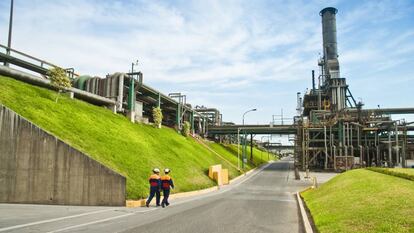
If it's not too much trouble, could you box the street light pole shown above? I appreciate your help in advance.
[237,128,240,170]
[131,60,139,74]
[241,108,257,168]
[242,108,257,125]
[261,135,270,162]
[6,0,14,66]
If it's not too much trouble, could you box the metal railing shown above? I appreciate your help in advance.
[0,44,78,78]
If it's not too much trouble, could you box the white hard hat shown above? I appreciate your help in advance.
[164,168,170,173]
[153,168,160,173]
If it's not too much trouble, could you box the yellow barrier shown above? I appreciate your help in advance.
[213,171,222,186]
[126,199,146,207]
[222,169,229,185]
[209,164,222,179]
[209,165,230,186]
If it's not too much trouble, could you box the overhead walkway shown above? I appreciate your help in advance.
[207,124,297,135]
[264,144,295,150]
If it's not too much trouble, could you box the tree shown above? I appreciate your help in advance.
[152,107,163,128]
[181,121,191,137]
[47,67,71,103]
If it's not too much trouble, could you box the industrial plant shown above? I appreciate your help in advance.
[294,7,414,171]
[0,7,413,173]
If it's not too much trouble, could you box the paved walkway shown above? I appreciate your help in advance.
[0,158,328,233]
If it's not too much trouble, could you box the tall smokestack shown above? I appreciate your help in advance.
[320,7,338,61]
[320,7,347,111]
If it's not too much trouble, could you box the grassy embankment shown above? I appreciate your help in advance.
[367,167,414,181]
[206,142,275,170]
[301,169,414,233]
[0,76,264,199]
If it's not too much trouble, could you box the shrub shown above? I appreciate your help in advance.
[181,121,191,137]
[152,107,163,128]
[366,167,414,181]
[47,67,71,102]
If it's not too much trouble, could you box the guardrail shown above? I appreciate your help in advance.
[0,44,78,78]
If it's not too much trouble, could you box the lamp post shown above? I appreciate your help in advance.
[5,0,14,66]
[241,108,256,168]
[261,136,270,161]
[242,108,257,125]
[131,60,139,74]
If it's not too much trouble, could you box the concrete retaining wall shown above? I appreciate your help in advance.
[0,105,126,206]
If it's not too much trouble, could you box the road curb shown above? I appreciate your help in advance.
[126,186,219,208]
[296,192,314,233]
[126,160,275,207]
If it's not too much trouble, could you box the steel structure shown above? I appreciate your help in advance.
[0,45,210,135]
[295,7,414,171]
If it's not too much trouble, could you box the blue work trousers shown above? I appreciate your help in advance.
[162,189,170,205]
[146,187,160,206]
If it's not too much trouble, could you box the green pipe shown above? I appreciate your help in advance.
[176,103,181,130]
[127,77,135,111]
[190,111,195,134]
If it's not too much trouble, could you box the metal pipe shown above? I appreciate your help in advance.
[312,70,315,91]
[374,132,378,166]
[388,131,392,167]
[395,122,399,166]
[333,145,336,170]
[402,128,407,168]
[117,73,125,111]
[324,125,328,169]
[347,108,414,115]
[0,65,116,107]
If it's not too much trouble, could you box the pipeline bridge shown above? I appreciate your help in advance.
[207,124,297,135]
[0,44,220,135]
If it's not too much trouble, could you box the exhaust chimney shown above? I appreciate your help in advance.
[312,70,315,91]
[320,7,338,61]
[320,7,347,111]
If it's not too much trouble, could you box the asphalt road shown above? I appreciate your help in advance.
[0,158,311,233]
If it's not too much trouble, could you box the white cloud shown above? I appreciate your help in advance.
[1,0,413,124]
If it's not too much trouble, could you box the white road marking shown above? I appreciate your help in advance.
[167,162,273,206]
[47,208,157,233]
[0,208,117,232]
[1,162,274,233]
[46,213,134,233]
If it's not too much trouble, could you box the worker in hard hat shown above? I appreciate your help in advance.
[146,168,161,207]
[161,168,174,208]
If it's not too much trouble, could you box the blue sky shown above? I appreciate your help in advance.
[1,0,414,125]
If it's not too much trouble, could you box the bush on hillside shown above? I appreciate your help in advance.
[181,121,191,137]
[366,167,414,181]
[47,67,71,103]
[152,107,163,128]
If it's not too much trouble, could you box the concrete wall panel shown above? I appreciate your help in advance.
[0,105,126,206]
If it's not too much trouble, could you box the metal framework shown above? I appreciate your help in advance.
[295,7,414,171]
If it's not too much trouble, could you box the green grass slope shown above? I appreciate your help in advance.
[206,142,275,170]
[0,76,243,199]
[302,169,414,233]
[367,167,414,181]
